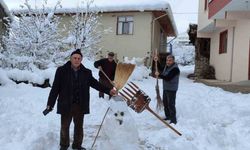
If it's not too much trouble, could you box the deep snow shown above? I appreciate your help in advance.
[0,63,250,150]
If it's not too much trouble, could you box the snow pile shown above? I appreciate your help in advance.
[170,33,195,66]
[124,57,151,81]
[6,67,56,85]
[0,57,97,87]
[0,68,15,86]
[173,45,195,66]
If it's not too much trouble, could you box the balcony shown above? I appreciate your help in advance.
[209,0,250,19]
[208,0,232,18]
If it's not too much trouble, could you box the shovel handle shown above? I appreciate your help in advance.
[146,105,182,136]
[100,69,116,88]
[91,107,110,149]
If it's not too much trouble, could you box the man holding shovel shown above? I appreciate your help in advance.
[44,49,117,150]
[94,52,117,99]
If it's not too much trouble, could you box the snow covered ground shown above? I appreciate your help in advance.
[1,62,250,150]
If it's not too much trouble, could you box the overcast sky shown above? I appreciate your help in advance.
[5,0,198,34]
[167,0,198,34]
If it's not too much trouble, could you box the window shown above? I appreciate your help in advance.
[219,30,228,54]
[117,16,133,35]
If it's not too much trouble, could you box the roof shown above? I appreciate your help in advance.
[6,0,178,36]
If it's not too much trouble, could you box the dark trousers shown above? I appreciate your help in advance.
[163,90,177,123]
[99,77,112,98]
[60,104,84,148]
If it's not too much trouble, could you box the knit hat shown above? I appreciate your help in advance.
[108,52,114,57]
[71,49,82,57]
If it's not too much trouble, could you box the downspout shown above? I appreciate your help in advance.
[230,27,235,82]
[151,13,168,51]
[150,12,168,67]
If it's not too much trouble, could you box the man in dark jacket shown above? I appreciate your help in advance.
[155,55,180,124]
[94,52,117,99]
[45,49,117,150]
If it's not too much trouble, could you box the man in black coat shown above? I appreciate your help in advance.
[45,49,117,150]
[94,52,117,99]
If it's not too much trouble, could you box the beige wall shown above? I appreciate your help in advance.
[198,0,250,82]
[210,27,234,81]
[197,0,213,36]
[58,12,153,62]
[209,20,250,82]
[98,12,152,61]
[231,20,250,82]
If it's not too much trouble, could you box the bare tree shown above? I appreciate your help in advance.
[65,0,111,58]
[1,0,62,70]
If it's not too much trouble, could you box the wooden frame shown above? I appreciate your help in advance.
[116,16,134,35]
[219,30,228,54]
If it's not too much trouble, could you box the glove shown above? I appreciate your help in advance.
[43,105,53,116]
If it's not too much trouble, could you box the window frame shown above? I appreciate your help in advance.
[116,16,134,35]
[219,30,228,54]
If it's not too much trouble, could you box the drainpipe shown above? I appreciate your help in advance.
[150,12,168,68]
[151,13,168,52]
[230,27,235,82]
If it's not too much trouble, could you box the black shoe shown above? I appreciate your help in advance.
[170,120,177,124]
[72,146,86,150]
[60,146,68,150]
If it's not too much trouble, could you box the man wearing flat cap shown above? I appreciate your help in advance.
[45,49,117,150]
[94,52,117,99]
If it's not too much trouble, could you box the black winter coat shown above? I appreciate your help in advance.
[94,58,116,80]
[47,61,111,114]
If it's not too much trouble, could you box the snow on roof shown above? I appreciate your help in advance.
[6,0,177,35]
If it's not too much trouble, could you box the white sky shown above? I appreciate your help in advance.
[4,0,198,34]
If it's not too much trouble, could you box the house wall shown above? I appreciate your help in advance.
[209,27,234,81]
[231,20,250,82]
[197,0,213,37]
[58,12,153,62]
[98,12,152,61]
[209,20,250,82]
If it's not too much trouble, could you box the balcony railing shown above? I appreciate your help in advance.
[208,0,231,18]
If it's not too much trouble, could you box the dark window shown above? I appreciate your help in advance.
[117,16,133,35]
[219,30,228,54]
